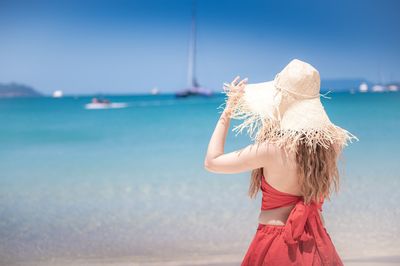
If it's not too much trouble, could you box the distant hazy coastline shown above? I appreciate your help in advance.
[0,83,43,98]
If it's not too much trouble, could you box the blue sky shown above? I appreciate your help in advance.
[0,0,399,94]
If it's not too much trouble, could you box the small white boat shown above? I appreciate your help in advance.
[52,90,63,98]
[371,85,385,93]
[359,82,368,93]
[85,102,128,110]
[150,87,160,95]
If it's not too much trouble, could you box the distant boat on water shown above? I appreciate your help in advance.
[85,97,128,110]
[364,69,400,93]
[387,84,399,92]
[175,0,213,98]
[357,81,399,93]
[359,82,368,93]
[175,86,213,97]
[150,87,160,95]
[371,84,385,93]
[52,90,63,98]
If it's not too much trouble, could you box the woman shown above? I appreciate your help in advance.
[204,59,358,265]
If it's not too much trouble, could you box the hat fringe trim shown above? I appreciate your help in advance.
[218,88,359,154]
[256,125,359,154]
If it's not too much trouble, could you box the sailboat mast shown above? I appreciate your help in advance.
[187,0,198,88]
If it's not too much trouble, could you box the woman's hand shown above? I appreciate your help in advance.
[223,76,248,115]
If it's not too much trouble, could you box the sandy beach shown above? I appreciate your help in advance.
[13,254,400,266]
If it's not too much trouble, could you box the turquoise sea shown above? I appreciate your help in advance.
[0,92,399,265]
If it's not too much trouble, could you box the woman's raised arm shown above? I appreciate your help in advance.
[204,76,276,174]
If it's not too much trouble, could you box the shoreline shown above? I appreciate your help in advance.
[9,254,400,266]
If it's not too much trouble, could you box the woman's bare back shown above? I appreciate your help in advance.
[263,149,301,195]
[258,147,325,226]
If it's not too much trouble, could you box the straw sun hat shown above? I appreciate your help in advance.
[220,59,358,154]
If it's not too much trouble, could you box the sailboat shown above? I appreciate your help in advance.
[175,0,213,98]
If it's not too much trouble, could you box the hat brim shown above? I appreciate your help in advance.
[222,80,358,153]
[243,81,279,120]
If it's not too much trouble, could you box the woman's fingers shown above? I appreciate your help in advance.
[235,78,248,93]
[231,77,247,88]
[223,76,248,93]
[231,76,240,87]
[238,78,248,88]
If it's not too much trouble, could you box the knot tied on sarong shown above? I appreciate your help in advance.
[283,201,321,245]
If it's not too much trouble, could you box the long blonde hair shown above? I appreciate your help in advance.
[248,138,340,204]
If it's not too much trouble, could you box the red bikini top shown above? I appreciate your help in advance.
[260,175,332,259]
[261,175,324,211]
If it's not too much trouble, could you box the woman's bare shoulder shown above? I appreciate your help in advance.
[252,142,292,164]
